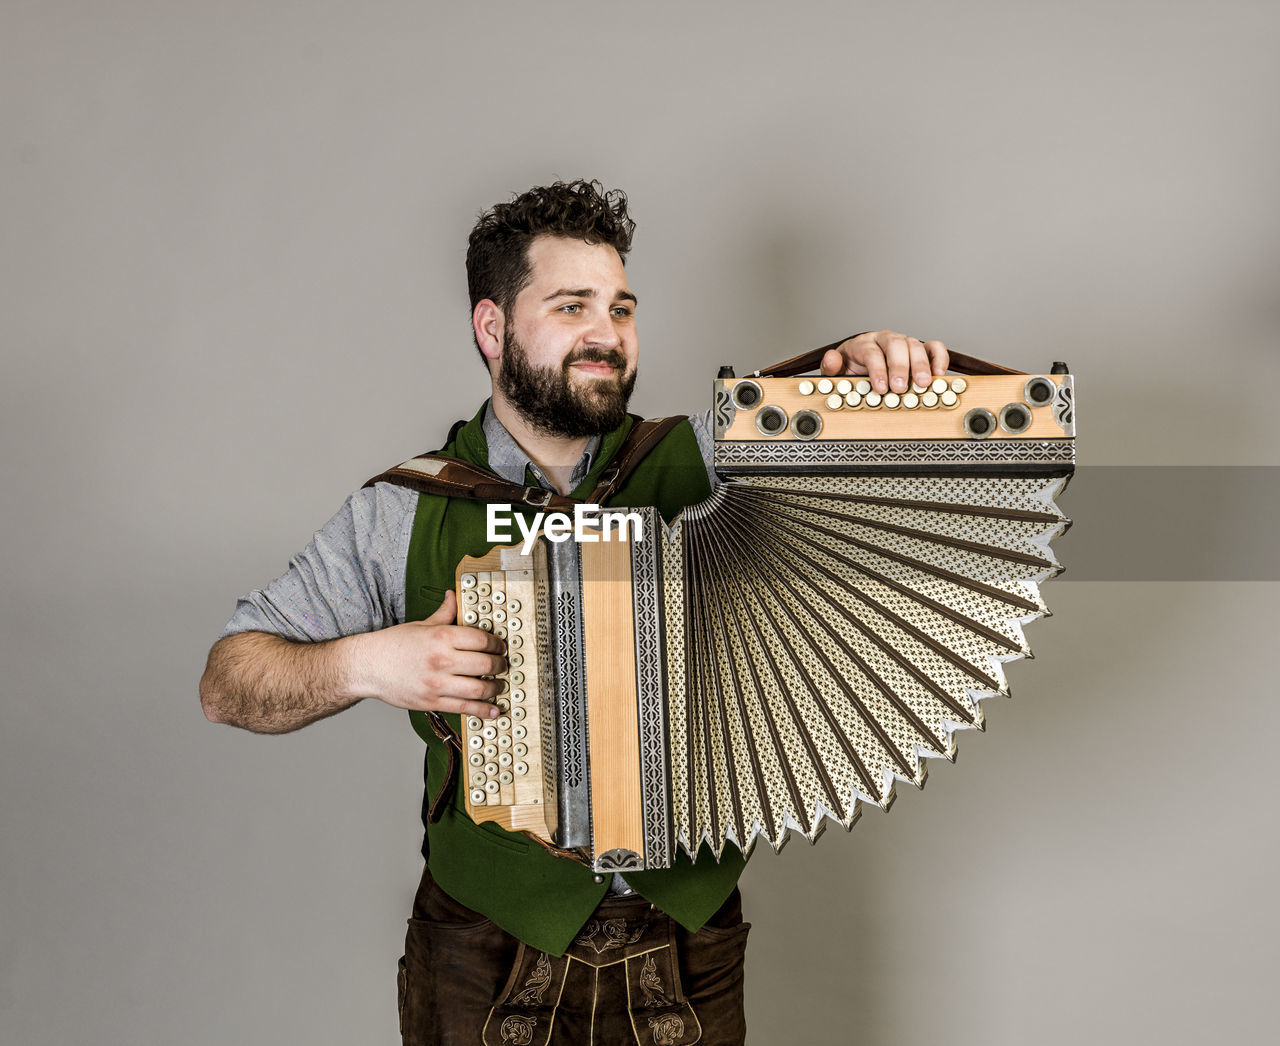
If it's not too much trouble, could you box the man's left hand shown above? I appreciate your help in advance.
[819,331,950,395]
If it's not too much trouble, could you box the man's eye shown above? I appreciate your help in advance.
[560,304,581,314]
[612,307,633,318]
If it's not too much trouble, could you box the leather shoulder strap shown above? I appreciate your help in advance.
[363,453,579,509]
[365,415,689,508]
[583,415,687,504]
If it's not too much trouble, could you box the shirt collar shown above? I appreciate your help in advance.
[481,401,601,490]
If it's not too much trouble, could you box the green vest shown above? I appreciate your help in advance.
[403,403,746,956]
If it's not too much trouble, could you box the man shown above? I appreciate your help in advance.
[200,179,949,1045]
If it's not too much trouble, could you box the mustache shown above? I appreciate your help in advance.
[564,348,627,370]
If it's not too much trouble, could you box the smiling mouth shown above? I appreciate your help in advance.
[569,361,619,376]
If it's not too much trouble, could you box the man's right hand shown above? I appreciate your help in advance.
[344,590,507,720]
[200,591,506,733]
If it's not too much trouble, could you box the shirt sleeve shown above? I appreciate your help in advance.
[219,483,419,642]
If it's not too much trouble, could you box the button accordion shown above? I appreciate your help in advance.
[456,368,1075,873]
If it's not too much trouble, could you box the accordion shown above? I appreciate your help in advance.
[455,369,1075,873]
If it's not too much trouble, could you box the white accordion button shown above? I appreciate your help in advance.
[922,390,939,407]
[825,394,843,410]
[817,378,834,394]
[460,574,477,589]
[884,392,901,409]
[865,391,882,408]
[931,377,949,394]
[845,391,862,407]
[940,389,958,407]
[950,377,968,393]
[836,379,852,395]
[903,392,920,408]
[798,379,815,395]
[514,761,529,777]
[855,379,872,395]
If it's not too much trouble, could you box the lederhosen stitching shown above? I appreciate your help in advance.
[481,946,571,1046]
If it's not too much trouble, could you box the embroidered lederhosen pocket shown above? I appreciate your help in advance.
[482,908,702,1046]
[482,945,571,1046]
[620,917,701,1046]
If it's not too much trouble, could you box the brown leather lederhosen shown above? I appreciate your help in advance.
[399,867,749,1046]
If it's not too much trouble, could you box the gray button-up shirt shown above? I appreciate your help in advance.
[481,403,602,490]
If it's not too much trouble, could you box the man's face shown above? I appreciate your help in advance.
[495,235,639,439]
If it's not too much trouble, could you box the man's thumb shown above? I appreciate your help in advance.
[424,589,457,626]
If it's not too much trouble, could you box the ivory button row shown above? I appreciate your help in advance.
[799,376,967,398]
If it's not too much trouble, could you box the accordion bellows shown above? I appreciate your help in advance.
[457,372,1075,873]
[668,471,1068,858]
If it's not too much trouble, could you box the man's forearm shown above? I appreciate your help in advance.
[199,631,361,734]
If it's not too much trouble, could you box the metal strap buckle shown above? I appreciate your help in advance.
[522,486,553,509]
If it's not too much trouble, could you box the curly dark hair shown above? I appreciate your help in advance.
[466,180,636,359]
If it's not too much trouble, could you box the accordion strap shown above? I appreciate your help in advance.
[364,414,688,509]
[753,335,1027,378]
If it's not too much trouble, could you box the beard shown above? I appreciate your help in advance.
[496,328,637,439]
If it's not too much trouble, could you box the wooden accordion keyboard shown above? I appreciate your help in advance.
[457,369,1075,873]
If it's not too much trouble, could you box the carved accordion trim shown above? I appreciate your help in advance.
[716,438,1076,469]
[630,521,673,871]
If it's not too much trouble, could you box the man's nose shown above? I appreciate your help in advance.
[583,308,622,347]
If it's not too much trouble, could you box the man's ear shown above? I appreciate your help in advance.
[473,299,504,363]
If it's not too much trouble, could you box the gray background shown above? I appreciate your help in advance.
[3,1,1277,1043]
